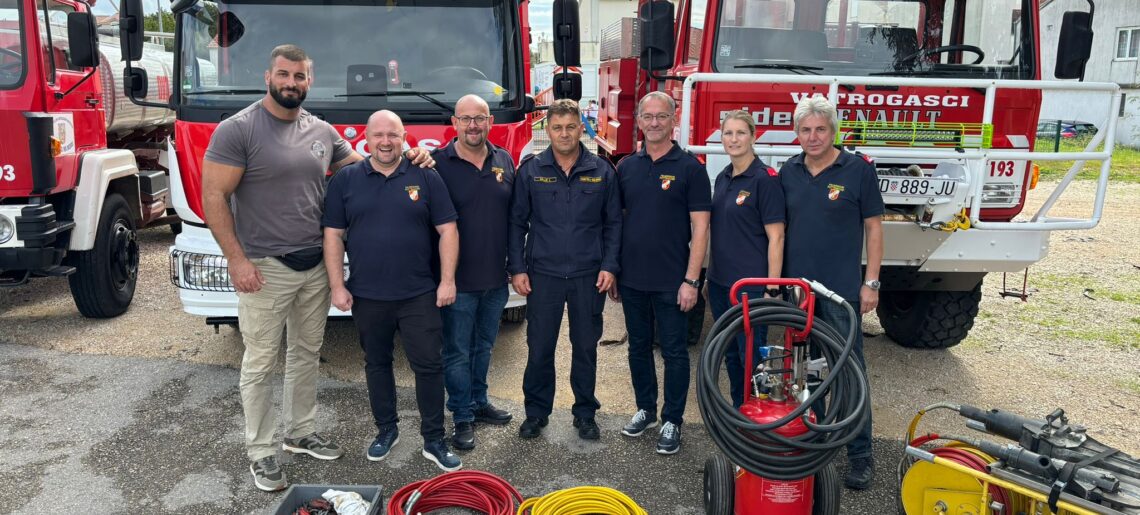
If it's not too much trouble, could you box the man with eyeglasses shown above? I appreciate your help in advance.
[432,95,516,452]
[509,98,622,441]
[612,92,710,455]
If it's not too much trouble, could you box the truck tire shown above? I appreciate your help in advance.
[876,283,982,349]
[502,306,526,323]
[68,194,139,318]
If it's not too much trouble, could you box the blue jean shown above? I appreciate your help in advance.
[707,281,768,408]
[813,297,873,460]
[441,285,509,423]
[619,285,689,425]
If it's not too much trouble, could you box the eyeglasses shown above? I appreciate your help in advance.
[638,113,673,123]
[456,115,490,126]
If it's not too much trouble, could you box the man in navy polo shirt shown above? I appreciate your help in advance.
[780,96,884,490]
[322,110,463,472]
[434,95,516,452]
[613,92,710,455]
[508,99,622,441]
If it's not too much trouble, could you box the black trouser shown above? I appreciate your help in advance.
[352,292,445,442]
[522,273,604,419]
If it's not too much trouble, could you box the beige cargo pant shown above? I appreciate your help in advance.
[237,257,330,462]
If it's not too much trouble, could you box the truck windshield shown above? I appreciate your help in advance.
[0,0,27,89]
[177,0,519,113]
[714,0,1034,80]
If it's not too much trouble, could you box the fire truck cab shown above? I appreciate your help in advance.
[1,0,174,317]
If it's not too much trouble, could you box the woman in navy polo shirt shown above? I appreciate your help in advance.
[707,110,787,408]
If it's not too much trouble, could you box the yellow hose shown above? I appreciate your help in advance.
[517,486,647,515]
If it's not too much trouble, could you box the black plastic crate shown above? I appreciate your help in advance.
[271,484,383,515]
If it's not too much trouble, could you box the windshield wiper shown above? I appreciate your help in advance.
[734,63,822,75]
[336,90,452,111]
[182,88,265,95]
[868,69,949,77]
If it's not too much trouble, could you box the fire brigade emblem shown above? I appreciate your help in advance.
[310,141,327,159]
[405,185,421,202]
[492,167,505,183]
[660,175,675,190]
[827,183,845,201]
[735,190,751,206]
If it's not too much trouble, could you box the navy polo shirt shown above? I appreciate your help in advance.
[322,158,458,302]
[616,143,711,292]
[780,149,884,302]
[433,139,515,292]
[708,158,786,288]
[507,143,622,279]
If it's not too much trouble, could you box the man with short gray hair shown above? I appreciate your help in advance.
[780,95,884,490]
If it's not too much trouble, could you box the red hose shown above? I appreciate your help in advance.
[931,447,1011,512]
[386,470,523,515]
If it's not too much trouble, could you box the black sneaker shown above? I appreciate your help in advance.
[422,439,463,472]
[845,456,874,490]
[283,432,344,460]
[573,416,600,440]
[620,409,658,437]
[452,421,475,451]
[518,416,548,439]
[474,403,513,425]
[366,426,399,462]
[656,422,681,455]
[250,455,287,492]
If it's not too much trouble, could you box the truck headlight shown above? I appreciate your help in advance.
[181,253,232,290]
[0,215,14,244]
[981,183,1018,205]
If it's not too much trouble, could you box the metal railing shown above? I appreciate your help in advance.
[679,73,1119,232]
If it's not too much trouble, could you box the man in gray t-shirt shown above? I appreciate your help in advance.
[200,44,434,492]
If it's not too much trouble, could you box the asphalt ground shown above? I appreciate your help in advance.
[0,343,904,514]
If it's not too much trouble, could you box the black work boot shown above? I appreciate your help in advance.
[845,456,874,490]
[452,421,475,451]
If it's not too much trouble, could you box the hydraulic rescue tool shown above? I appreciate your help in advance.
[900,403,1140,514]
[698,278,871,514]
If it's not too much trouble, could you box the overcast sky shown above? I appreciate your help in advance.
[531,0,554,42]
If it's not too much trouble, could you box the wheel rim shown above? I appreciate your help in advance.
[110,220,138,290]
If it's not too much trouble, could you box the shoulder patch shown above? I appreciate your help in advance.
[766,165,779,177]
[855,151,875,164]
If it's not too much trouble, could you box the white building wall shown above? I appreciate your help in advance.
[1039,0,1140,146]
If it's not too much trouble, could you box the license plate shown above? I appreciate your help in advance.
[878,177,958,198]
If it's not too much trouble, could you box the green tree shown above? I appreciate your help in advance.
[143,10,175,51]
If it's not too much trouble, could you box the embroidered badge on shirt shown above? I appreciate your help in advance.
[735,190,751,206]
[580,176,603,183]
[827,183,845,201]
[659,174,675,190]
[534,176,557,183]
[492,166,505,183]
[310,141,327,159]
[405,185,421,202]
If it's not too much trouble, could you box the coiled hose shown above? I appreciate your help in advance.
[697,295,870,481]
[517,486,647,515]
[387,470,523,515]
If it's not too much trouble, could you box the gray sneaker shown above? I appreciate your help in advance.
[283,432,344,460]
[250,455,287,492]
[621,409,658,437]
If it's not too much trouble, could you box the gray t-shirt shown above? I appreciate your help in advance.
[204,101,354,259]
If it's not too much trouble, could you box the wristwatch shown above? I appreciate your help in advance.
[863,279,882,291]
[683,278,702,289]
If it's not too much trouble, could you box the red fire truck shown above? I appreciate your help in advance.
[115,0,537,326]
[0,0,175,317]
[589,0,1112,349]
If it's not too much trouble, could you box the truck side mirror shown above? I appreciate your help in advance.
[1055,11,1093,80]
[552,0,581,67]
[125,66,149,98]
[119,0,145,61]
[67,12,99,69]
[553,73,582,101]
[639,0,675,71]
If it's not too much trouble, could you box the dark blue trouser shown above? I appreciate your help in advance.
[522,273,604,419]
[352,292,445,441]
[814,298,873,460]
[619,285,689,425]
[707,281,768,408]
[441,285,509,423]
